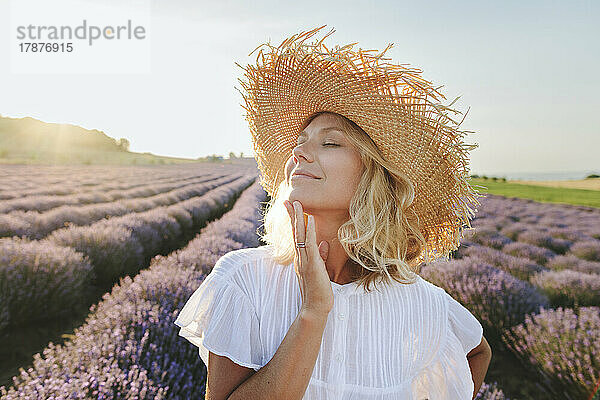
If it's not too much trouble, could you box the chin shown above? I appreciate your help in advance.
[287,192,319,211]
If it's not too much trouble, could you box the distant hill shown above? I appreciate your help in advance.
[0,114,237,166]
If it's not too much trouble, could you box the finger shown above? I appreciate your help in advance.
[284,201,296,244]
[307,214,316,262]
[293,201,307,266]
[285,202,300,271]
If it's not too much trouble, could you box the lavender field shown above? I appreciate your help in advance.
[0,162,262,394]
[422,194,600,399]
[0,163,598,399]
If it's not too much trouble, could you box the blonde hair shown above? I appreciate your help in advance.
[259,111,428,293]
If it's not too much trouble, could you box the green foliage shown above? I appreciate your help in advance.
[0,115,201,166]
[0,115,126,152]
[117,138,130,151]
[206,154,224,162]
[471,174,507,182]
[470,178,600,208]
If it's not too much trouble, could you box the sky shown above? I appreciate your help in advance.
[0,0,598,178]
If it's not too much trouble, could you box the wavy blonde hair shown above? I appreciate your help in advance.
[259,111,429,293]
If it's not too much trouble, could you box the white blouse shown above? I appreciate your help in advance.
[174,245,484,400]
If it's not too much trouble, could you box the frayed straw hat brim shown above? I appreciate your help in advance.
[235,25,484,264]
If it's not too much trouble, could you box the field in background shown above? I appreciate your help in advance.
[0,151,204,166]
[509,179,600,191]
[469,178,600,208]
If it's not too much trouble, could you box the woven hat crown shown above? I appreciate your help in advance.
[235,25,484,264]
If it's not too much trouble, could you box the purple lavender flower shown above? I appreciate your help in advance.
[546,227,596,243]
[459,244,548,282]
[530,269,600,307]
[502,242,556,266]
[499,222,532,241]
[502,306,600,400]
[0,237,95,334]
[516,229,571,254]
[420,257,550,340]
[569,240,600,262]
[547,255,600,275]
[474,381,511,400]
[463,227,513,250]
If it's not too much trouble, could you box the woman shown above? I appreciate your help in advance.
[174,26,492,399]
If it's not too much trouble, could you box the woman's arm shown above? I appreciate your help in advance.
[227,309,328,400]
[467,336,492,399]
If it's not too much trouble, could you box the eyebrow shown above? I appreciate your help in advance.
[298,127,343,139]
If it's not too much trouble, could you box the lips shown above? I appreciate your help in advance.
[291,174,317,180]
[292,170,321,179]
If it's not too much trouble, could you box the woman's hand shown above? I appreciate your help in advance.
[284,200,334,319]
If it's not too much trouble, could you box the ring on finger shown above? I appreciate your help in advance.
[295,242,306,248]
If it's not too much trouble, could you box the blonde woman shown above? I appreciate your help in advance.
[174,26,492,400]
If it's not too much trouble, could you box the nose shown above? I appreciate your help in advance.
[292,142,313,163]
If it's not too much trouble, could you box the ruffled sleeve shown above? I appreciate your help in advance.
[409,288,484,399]
[173,252,264,371]
[444,290,483,355]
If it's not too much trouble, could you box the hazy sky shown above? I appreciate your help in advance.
[0,0,598,176]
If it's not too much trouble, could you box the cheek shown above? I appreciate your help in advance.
[327,155,363,189]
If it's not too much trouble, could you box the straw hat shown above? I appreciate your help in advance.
[235,25,484,264]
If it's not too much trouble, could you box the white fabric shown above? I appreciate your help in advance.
[174,245,484,399]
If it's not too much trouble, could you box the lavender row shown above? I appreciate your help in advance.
[0,164,219,198]
[0,180,268,399]
[530,269,600,308]
[0,172,233,214]
[0,173,241,239]
[0,237,94,334]
[502,306,599,400]
[0,169,207,201]
[43,174,256,284]
[0,163,255,200]
[462,219,600,266]
[472,194,600,239]
[420,257,550,342]
[0,162,238,184]
[0,175,256,334]
[0,172,219,209]
[456,243,600,307]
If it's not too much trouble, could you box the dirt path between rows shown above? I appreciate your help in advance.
[509,179,600,191]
